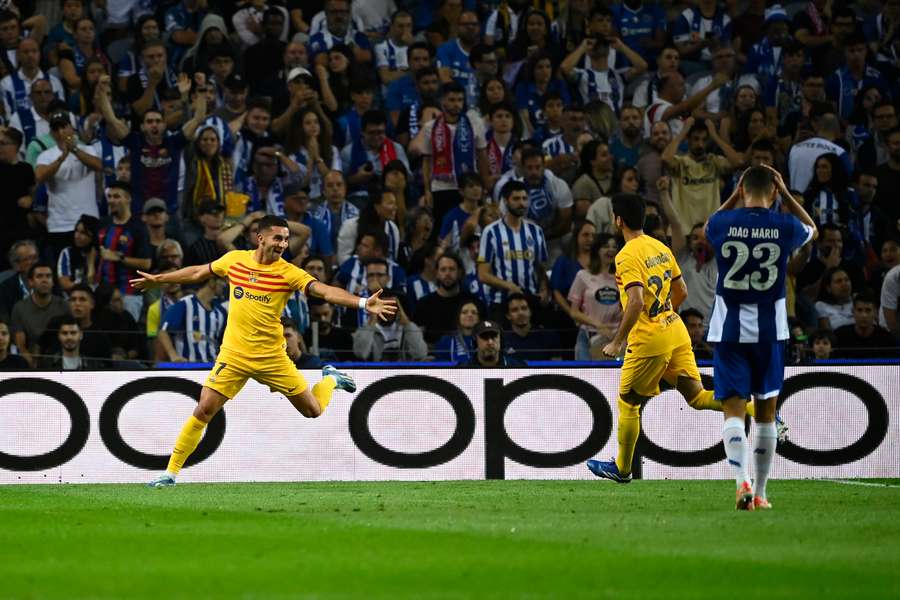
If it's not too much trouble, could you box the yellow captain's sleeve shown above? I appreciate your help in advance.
[615,245,644,302]
[284,263,317,294]
[210,250,244,278]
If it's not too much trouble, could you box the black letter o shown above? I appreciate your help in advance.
[349,375,475,468]
[0,378,89,471]
[100,377,226,470]
[777,373,888,466]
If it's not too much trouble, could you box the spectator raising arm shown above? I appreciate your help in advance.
[95,75,129,143]
[662,116,694,167]
[660,72,729,123]
[704,118,745,168]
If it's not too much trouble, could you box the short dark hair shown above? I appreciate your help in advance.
[58,315,80,329]
[741,166,776,198]
[280,316,298,332]
[407,41,434,58]
[521,147,543,164]
[810,329,836,345]
[564,103,585,114]
[749,138,777,155]
[107,180,132,197]
[1,126,22,147]
[470,43,496,66]
[257,215,289,233]
[437,251,464,273]
[505,292,530,312]
[500,179,527,201]
[246,96,272,113]
[688,120,709,137]
[359,227,389,253]
[361,110,387,129]
[363,257,389,271]
[69,283,94,300]
[541,91,564,108]
[27,262,53,280]
[853,290,879,308]
[415,66,439,82]
[488,101,515,117]
[611,193,646,231]
[458,172,483,190]
[440,81,466,97]
[680,307,704,322]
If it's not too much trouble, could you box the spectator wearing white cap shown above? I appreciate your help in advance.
[745,6,794,90]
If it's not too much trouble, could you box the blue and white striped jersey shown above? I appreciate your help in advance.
[335,255,407,296]
[161,295,228,361]
[542,134,575,159]
[705,208,814,343]
[478,218,548,305]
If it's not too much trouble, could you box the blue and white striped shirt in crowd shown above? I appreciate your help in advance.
[311,201,360,247]
[407,275,437,302]
[542,134,575,159]
[478,218,548,306]
[283,290,310,334]
[335,255,407,296]
[161,295,228,362]
[374,39,408,71]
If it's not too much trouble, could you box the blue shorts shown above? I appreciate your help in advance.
[713,341,786,401]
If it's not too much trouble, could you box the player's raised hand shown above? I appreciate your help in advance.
[365,289,399,321]
[130,270,161,291]
[761,163,788,192]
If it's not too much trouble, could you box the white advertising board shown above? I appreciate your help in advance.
[0,366,897,483]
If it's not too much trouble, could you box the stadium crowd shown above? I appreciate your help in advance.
[0,0,899,368]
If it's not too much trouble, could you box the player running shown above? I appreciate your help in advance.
[705,166,816,510]
[586,193,755,484]
[133,215,397,488]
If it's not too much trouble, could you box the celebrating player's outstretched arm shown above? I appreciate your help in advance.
[130,264,215,290]
[307,283,398,321]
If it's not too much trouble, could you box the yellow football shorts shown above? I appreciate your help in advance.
[203,347,308,399]
[618,342,702,398]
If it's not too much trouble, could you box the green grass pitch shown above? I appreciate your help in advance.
[1,479,898,599]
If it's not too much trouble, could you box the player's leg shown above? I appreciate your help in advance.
[749,341,785,509]
[667,343,756,417]
[148,356,246,488]
[714,342,754,510]
[148,387,231,488]
[259,358,355,418]
[587,354,665,483]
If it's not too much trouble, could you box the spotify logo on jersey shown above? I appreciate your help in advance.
[233,286,244,299]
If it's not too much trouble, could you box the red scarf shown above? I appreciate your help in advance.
[379,138,398,168]
[431,115,454,182]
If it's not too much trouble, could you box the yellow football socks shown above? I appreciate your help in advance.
[615,398,641,476]
[312,375,337,412]
[687,389,755,417]
[165,415,207,475]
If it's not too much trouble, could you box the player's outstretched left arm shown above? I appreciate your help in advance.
[130,264,214,290]
[307,283,398,321]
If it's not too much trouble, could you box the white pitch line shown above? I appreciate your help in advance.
[817,479,900,488]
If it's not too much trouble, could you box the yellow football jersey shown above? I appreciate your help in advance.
[210,250,316,358]
[614,234,691,357]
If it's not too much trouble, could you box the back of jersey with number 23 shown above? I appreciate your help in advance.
[705,208,815,343]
